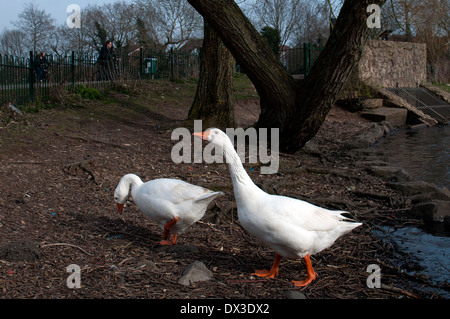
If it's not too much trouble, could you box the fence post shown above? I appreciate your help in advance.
[29,51,34,102]
[307,43,311,76]
[303,43,310,77]
[71,51,75,89]
[170,48,174,81]
[139,47,143,78]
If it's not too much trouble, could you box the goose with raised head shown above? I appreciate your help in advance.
[193,128,361,287]
[114,174,224,245]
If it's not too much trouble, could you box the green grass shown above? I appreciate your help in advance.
[7,75,259,124]
[233,73,259,100]
[431,82,450,93]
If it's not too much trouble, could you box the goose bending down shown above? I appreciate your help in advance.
[193,129,361,287]
[114,174,224,245]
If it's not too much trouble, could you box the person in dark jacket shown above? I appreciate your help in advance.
[97,40,113,80]
[35,52,49,82]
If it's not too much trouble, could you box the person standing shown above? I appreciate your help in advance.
[35,52,49,82]
[97,40,113,81]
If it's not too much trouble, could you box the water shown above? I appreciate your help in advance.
[372,125,450,297]
[374,125,450,188]
[373,226,450,298]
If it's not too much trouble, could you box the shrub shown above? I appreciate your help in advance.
[73,85,103,100]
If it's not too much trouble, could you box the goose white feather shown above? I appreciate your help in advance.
[114,174,224,245]
[193,128,361,286]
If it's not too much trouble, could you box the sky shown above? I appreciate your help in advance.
[0,0,132,32]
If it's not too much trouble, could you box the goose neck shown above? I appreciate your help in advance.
[222,141,254,188]
[123,174,144,196]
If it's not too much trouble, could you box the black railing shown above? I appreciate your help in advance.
[1,44,322,108]
[280,43,323,77]
[0,48,201,107]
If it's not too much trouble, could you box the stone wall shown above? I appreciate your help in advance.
[358,40,427,88]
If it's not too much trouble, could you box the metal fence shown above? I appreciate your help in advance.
[1,43,321,108]
[280,43,323,77]
[0,48,201,107]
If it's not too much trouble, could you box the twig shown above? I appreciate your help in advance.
[196,220,222,232]
[380,284,420,299]
[227,279,268,283]
[118,257,134,267]
[41,243,94,256]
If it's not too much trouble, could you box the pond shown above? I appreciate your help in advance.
[374,125,450,188]
[372,125,450,298]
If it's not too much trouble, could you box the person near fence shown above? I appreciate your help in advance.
[97,40,114,81]
[35,52,49,82]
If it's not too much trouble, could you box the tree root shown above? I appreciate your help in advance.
[66,158,98,184]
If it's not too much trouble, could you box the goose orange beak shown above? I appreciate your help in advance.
[192,131,209,141]
[117,203,124,214]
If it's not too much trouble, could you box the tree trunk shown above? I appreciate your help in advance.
[187,0,386,153]
[188,21,235,129]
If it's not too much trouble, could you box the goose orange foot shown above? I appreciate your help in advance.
[158,234,178,246]
[158,217,179,245]
[252,253,281,278]
[291,254,317,287]
[252,253,318,287]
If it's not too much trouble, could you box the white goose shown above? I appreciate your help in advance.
[193,129,361,287]
[114,174,224,245]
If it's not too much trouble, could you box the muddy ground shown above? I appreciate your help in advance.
[0,80,445,299]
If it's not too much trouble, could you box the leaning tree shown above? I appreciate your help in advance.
[187,0,386,153]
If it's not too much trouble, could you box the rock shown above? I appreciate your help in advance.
[361,107,408,126]
[362,98,383,109]
[302,141,323,157]
[439,187,450,200]
[355,159,391,167]
[137,259,158,270]
[367,165,413,182]
[178,261,213,286]
[410,123,428,130]
[407,187,450,204]
[411,200,450,223]
[387,181,438,195]
[348,123,385,149]
[283,290,307,299]
[380,120,394,134]
[335,98,363,112]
